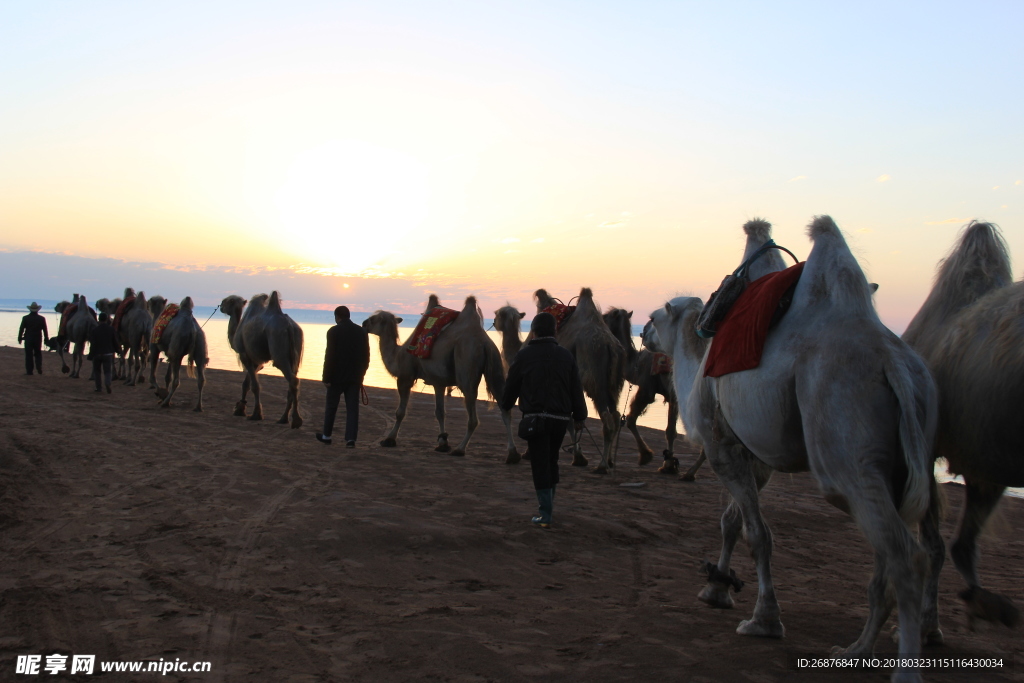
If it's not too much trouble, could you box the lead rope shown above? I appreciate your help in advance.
[200,304,219,329]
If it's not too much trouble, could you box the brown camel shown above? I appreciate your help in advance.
[534,287,626,473]
[493,303,526,369]
[148,297,209,411]
[903,221,1022,635]
[603,307,694,473]
[120,290,154,386]
[56,294,98,378]
[220,292,304,428]
[363,295,518,461]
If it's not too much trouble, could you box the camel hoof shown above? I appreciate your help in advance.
[276,415,289,424]
[959,586,1020,628]
[155,388,168,399]
[591,465,608,475]
[233,401,247,417]
[248,414,263,421]
[61,364,70,374]
[924,629,944,646]
[736,618,785,639]
[521,448,532,461]
[291,416,303,429]
[658,458,679,475]
[697,584,734,609]
[160,402,171,409]
[638,449,653,466]
[450,449,465,457]
[571,453,588,467]
[435,443,452,453]
[680,472,697,482]
[505,449,521,465]
[380,438,397,447]
[193,405,203,413]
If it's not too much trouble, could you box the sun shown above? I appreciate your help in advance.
[274,140,429,272]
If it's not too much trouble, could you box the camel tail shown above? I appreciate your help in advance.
[187,322,208,380]
[482,343,506,404]
[885,355,936,525]
[268,291,283,314]
[289,321,304,373]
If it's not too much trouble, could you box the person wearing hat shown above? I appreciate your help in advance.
[18,302,50,375]
[87,312,120,393]
[501,312,587,529]
[316,305,370,447]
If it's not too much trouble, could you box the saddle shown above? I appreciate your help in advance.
[650,351,672,376]
[540,302,576,332]
[113,296,135,333]
[407,306,460,359]
[151,303,180,346]
[696,239,799,339]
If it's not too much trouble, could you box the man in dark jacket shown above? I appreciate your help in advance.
[501,312,587,528]
[87,313,120,393]
[18,302,50,375]
[316,306,371,447]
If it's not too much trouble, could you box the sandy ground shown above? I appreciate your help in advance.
[0,345,1021,682]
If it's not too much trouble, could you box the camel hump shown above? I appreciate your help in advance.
[426,294,441,311]
[123,287,135,299]
[180,296,194,312]
[743,218,772,241]
[951,221,1011,280]
[807,215,840,239]
[269,291,283,314]
[579,287,593,300]
[78,295,89,308]
[137,291,147,307]
[460,296,481,320]
[533,288,550,303]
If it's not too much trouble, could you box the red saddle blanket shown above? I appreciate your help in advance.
[540,303,576,332]
[704,262,805,378]
[58,304,97,336]
[650,351,673,375]
[151,304,180,346]
[113,296,135,333]
[407,306,460,359]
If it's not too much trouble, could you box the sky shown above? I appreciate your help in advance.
[1,1,1022,330]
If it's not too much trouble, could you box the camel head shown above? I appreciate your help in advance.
[220,295,248,319]
[649,296,707,361]
[95,298,114,315]
[494,304,525,334]
[362,310,402,337]
[55,301,70,314]
[148,296,167,318]
[640,319,663,352]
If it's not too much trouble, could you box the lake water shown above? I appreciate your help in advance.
[2,305,1018,498]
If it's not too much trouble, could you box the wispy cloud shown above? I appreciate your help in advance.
[788,175,807,183]
[856,228,874,234]
[876,174,891,183]
[992,185,1000,190]
[924,217,969,225]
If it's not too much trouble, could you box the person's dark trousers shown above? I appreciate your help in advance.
[24,341,43,374]
[323,383,361,442]
[92,354,113,391]
[527,419,568,523]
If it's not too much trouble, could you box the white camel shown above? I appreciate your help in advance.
[677,217,936,683]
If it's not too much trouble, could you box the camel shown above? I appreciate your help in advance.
[603,307,684,470]
[534,287,626,473]
[680,217,936,683]
[363,295,518,461]
[55,294,98,378]
[903,221,1022,633]
[220,292,304,428]
[101,288,135,379]
[119,290,154,386]
[148,297,209,411]
[493,304,526,369]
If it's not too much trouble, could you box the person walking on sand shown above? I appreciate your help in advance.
[87,313,120,393]
[501,312,587,529]
[316,306,370,447]
[18,302,50,375]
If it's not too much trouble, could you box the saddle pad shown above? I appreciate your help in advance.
[704,262,805,378]
[58,304,78,337]
[650,351,673,376]
[407,306,460,359]
[113,296,135,333]
[540,303,576,332]
[151,303,180,346]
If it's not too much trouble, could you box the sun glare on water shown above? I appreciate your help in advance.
[275,140,429,273]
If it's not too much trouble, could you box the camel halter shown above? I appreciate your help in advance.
[732,239,799,279]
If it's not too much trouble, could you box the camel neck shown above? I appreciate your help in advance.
[500,328,522,361]
[376,324,403,377]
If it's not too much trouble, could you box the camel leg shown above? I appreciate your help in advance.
[664,395,679,463]
[381,379,413,447]
[681,449,707,482]
[160,357,182,408]
[592,408,621,474]
[951,480,1018,629]
[835,551,896,658]
[918,478,945,645]
[234,374,250,416]
[288,372,302,429]
[569,422,588,467]
[149,349,162,390]
[277,367,301,427]
[698,499,743,608]
[193,362,206,412]
[626,383,656,466]
[433,386,451,452]
[247,367,264,421]
[451,386,479,457]
[501,408,520,464]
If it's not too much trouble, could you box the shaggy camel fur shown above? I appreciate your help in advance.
[220,292,304,428]
[57,295,98,378]
[685,217,936,683]
[363,295,518,461]
[602,308,683,471]
[104,288,135,379]
[493,304,526,369]
[534,287,626,473]
[120,290,154,386]
[148,297,209,411]
[904,221,1022,633]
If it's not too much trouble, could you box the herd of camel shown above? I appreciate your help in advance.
[46,215,1020,682]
